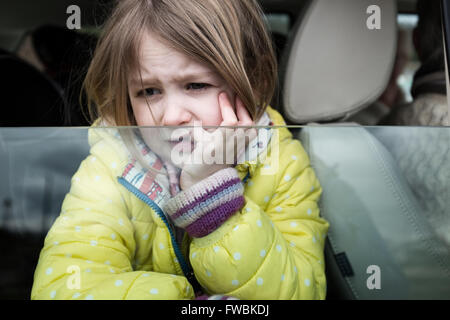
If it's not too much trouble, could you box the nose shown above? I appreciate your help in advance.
[161,94,193,126]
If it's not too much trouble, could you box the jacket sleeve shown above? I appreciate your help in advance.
[188,137,329,300]
[31,133,194,300]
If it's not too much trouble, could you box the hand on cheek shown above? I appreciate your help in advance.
[179,92,257,190]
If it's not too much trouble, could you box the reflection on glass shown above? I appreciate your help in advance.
[0,126,448,300]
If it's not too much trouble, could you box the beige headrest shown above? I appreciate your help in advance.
[281,0,397,123]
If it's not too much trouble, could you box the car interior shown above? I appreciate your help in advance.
[0,0,449,300]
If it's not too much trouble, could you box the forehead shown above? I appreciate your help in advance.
[135,32,213,78]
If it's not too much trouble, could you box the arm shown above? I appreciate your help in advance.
[31,139,194,300]
[163,137,329,299]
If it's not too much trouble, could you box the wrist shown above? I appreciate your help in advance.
[163,167,244,238]
[180,165,231,190]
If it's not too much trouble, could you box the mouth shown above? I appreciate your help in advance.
[167,136,195,152]
[168,135,191,143]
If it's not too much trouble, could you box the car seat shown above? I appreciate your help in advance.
[29,25,97,126]
[0,53,67,126]
[281,0,450,299]
[0,128,90,233]
[14,25,97,126]
[0,47,10,56]
[0,127,90,299]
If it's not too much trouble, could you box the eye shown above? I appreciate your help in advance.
[186,83,210,91]
[137,88,161,97]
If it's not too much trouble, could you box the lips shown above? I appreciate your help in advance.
[168,136,195,152]
[168,134,192,144]
[169,135,189,142]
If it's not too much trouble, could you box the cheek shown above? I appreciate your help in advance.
[130,99,157,126]
[193,94,223,126]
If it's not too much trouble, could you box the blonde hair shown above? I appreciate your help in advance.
[83,0,277,170]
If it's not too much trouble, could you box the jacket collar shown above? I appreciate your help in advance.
[120,138,172,208]
[235,106,291,179]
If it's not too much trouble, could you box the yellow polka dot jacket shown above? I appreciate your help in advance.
[31,107,329,300]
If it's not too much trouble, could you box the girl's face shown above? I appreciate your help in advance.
[127,32,236,164]
[128,32,235,127]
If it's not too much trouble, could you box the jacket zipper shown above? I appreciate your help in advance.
[117,178,193,279]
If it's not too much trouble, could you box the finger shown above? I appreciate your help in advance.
[245,127,258,141]
[232,128,257,150]
[235,96,254,127]
[191,125,213,144]
[224,128,252,158]
[219,92,238,127]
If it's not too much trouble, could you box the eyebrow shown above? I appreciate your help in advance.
[130,71,218,87]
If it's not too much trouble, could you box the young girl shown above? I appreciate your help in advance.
[31,0,329,300]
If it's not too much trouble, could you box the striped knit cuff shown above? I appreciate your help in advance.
[195,295,239,300]
[163,168,245,238]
